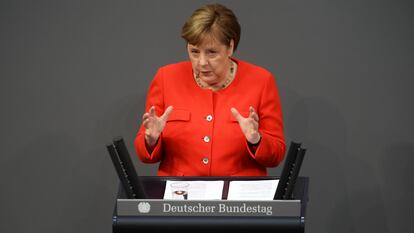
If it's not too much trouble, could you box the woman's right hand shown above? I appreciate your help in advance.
[142,105,173,148]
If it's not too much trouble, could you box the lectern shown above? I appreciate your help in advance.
[112,176,309,233]
[107,138,309,233]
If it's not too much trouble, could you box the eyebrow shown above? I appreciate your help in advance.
[189,45,218,51]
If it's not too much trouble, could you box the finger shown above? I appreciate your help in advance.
[230,107,243,122]
[148,106,156,116]
[142,118,150,128]
[249,106,257,115]
[248,106,254,118]
[160,106,173,121]
[142,112,150,121]
[249,106,259,121]
[144,129,152,137]
[250,111,259,122]
[251,120,259,129]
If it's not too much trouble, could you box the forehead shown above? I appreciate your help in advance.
[188,34,226,49]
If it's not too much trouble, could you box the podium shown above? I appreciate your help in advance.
[112,176,309,233]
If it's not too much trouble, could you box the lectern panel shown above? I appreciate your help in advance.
[112,176,308,233]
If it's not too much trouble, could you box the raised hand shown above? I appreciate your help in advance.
[230,106,261,144]
[142,106,173,147]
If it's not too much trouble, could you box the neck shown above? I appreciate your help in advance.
[195,60,236,91]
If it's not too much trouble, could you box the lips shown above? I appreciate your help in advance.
[200,71,212,76]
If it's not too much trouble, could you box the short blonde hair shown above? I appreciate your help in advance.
[181,3,241,51]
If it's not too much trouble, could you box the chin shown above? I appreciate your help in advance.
[201,76,218,83]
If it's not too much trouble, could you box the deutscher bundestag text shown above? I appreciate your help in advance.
[163,203,272,216]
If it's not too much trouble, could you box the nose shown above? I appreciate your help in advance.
[199,53,208,66]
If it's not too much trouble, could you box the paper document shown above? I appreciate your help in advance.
[227,180,279,200]
[164,180,224,200]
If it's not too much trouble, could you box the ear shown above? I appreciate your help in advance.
[228,40,234,57]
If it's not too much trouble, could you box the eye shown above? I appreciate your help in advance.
[191,49,200,54]
[207,50,217,58]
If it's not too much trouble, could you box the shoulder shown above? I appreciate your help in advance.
[158,61,192,74]
[152,61,192,85]
[236,59,275,82]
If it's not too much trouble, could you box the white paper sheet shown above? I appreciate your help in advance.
[163,180,224,200]
[227,180,279,200]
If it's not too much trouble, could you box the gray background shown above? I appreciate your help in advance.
[1,0,413,233]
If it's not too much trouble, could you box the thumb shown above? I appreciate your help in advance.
[160,106,173,121]
[230,107,243,122]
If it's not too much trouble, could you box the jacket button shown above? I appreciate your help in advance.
[203,136,210,143]
[206,115,213,122]
[202,157,209,164]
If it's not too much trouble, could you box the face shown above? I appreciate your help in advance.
[187,36,234,86]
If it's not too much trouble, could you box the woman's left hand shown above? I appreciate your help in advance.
[230,106,261,144]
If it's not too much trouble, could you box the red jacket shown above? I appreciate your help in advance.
[134,59,285,176]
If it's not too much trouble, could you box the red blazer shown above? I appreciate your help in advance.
[134,59,285,176]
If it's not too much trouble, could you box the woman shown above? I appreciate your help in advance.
[134,3,285,176]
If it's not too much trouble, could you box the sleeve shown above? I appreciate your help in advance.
[246,73,286,167]
[134,68,165,163]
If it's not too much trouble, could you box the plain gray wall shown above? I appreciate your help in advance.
[1,0,413,233]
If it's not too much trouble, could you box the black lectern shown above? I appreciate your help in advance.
[108,139,309,233]
[112,176,309,233]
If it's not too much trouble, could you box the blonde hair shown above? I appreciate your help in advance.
[181,3,241,51]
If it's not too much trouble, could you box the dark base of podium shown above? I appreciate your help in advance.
[112,176,309,233]
[114,216,303,233]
